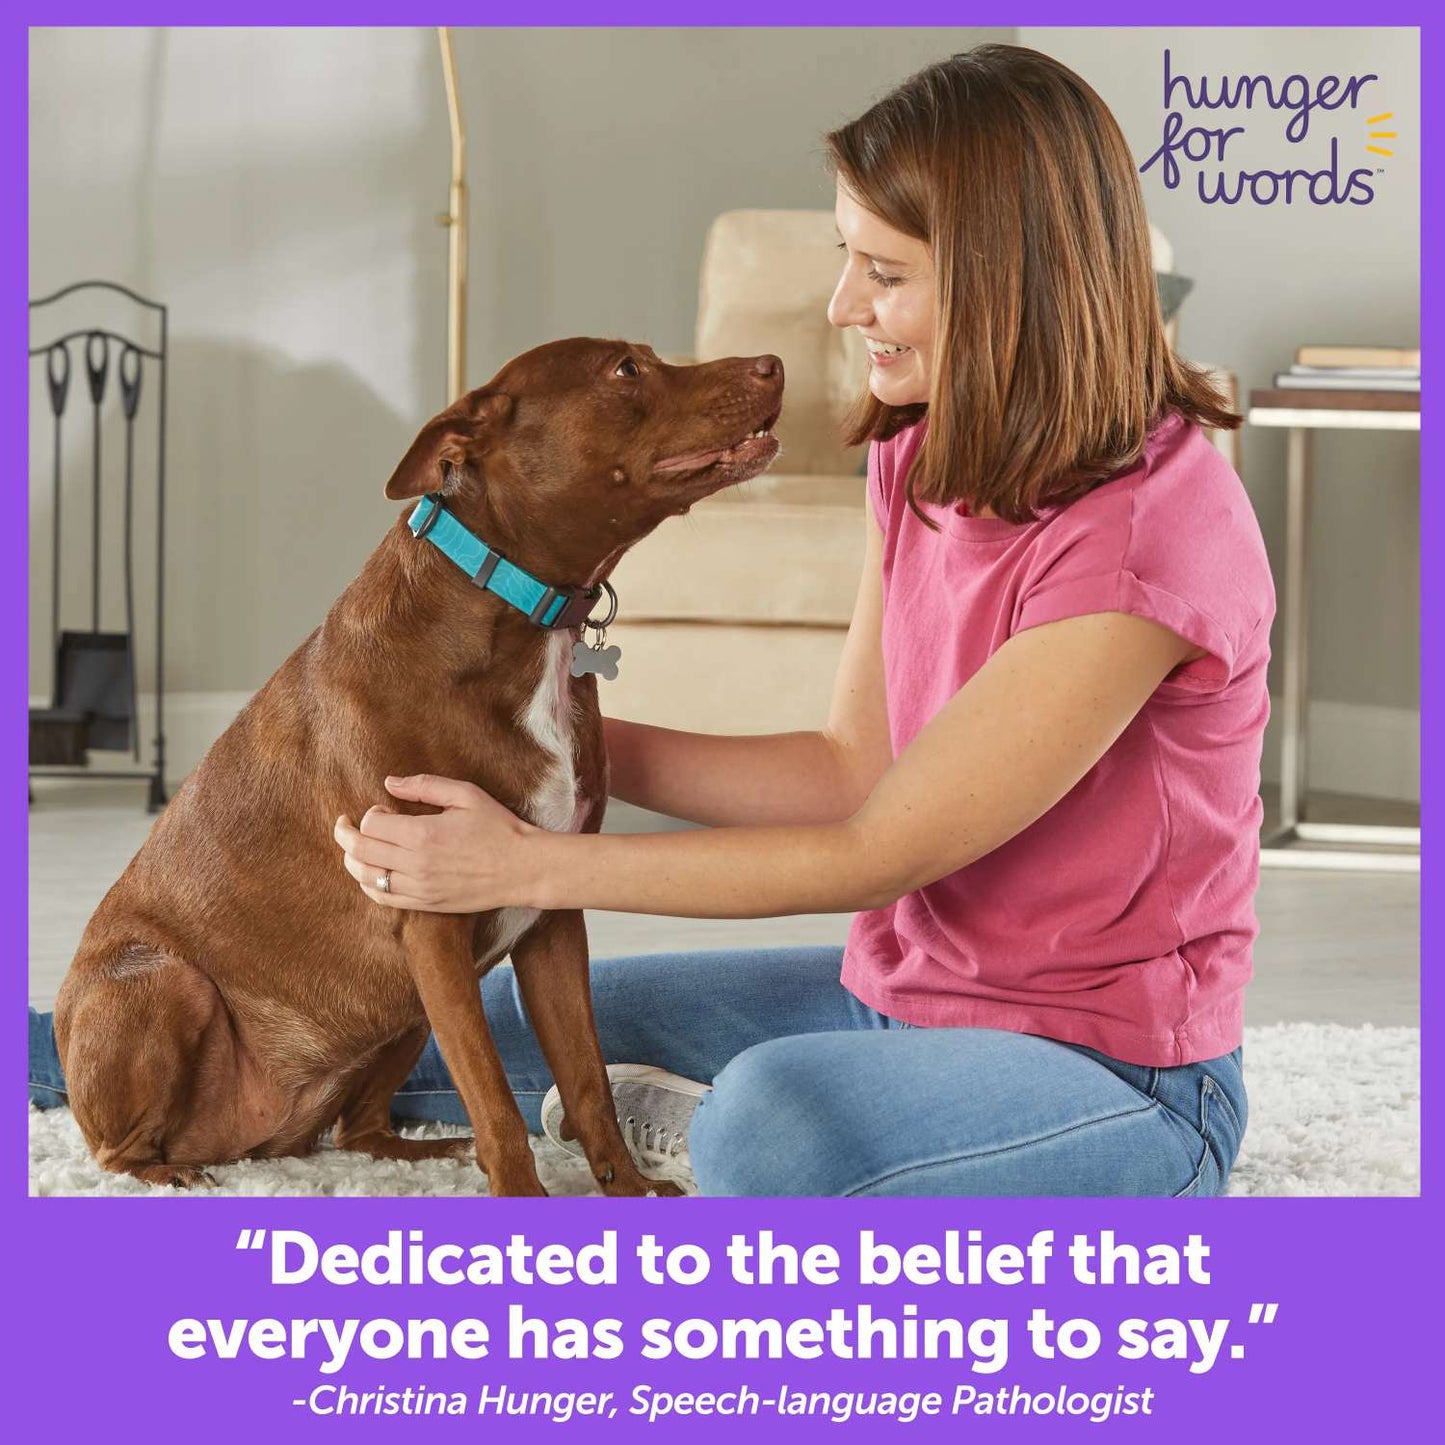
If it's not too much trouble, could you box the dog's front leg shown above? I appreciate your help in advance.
[510,911,684,1197]
[402,913,544,1196]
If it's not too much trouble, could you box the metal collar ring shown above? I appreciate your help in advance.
[586,579,619,631]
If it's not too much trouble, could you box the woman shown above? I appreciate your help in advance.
[35,44,1271,1196]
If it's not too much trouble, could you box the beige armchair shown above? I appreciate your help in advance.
[606,210,1239,736]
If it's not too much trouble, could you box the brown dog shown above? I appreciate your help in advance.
[52,338,783,1195]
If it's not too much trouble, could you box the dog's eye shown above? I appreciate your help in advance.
[615,358,641,379]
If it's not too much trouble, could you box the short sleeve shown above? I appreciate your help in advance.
[1017,563,1236,690]
[1013,443,1273,694]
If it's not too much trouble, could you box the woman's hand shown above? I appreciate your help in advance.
[333,774,538,913]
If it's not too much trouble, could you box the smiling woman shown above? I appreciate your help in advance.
[829,197,937,412]
[822,50,1240,528]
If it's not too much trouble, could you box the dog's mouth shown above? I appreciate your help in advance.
[653,407,783,475]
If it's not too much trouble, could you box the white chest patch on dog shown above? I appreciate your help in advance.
[520,630,591,835]
[479,632,592,969]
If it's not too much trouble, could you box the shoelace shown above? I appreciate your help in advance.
[621,1113,688,1162]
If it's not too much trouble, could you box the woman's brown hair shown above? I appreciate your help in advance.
[822,44,1241,526]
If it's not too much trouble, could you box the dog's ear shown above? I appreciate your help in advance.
[384,390,513,501]
[383,418,469,501]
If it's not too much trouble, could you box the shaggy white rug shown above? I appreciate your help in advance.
[28,1022,1418,1198]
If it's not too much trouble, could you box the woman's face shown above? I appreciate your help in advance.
[827,182,936,408]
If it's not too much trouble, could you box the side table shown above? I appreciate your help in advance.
[1246,387,1419,872]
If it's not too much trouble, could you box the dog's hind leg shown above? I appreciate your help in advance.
[331,1026,472,1163]
[54,943,238,1189]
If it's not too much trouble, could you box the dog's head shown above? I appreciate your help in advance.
[385,338,783,582]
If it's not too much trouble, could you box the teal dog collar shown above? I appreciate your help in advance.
[407,492,606,631]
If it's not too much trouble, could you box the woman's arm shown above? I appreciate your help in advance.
[600,510,893,828]
[336,608,1199,918]
[602,720,853,827]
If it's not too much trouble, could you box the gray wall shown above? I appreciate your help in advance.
[29,26,1418,795]
[28,25,1006,698]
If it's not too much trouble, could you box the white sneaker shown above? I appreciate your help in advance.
[541,1063,709,1193]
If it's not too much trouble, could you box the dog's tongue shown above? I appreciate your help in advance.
[655,445,728,473]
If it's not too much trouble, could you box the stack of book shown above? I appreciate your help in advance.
[1256,345,1420,412]
[1254,346,1421,416]
[1274,345,1420,392]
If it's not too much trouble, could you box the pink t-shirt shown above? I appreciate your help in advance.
[841,408,1276,1066]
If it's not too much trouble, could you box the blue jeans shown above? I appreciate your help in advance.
[28,945,1246,1196]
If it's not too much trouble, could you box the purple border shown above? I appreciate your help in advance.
[8,10,1435,1442]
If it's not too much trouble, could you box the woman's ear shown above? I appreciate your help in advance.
[384,390,513,501]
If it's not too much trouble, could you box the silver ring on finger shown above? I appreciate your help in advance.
[376,868,393,893]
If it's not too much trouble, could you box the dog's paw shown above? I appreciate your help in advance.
[338,1130,474,1164]
[598,1167,688,1198]
[132,1163,217,1189]
[486,1172,550,1197]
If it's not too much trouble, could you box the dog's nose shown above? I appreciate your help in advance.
[752,354,782,379]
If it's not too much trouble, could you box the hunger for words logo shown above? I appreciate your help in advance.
[1139,50,1396,205]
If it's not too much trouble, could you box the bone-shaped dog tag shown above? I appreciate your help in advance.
[571,639,622,680]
